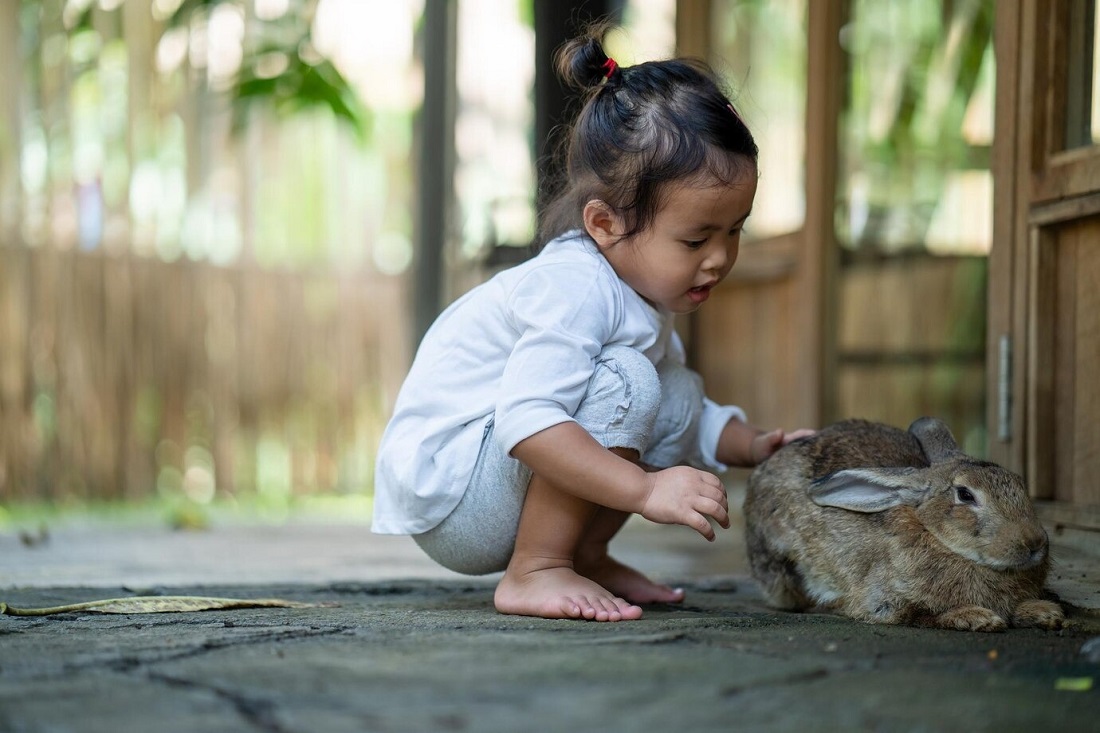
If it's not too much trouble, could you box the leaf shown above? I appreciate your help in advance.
[1054,677,1094,692]
[232,54,371,144]
[165,0,230,29]
[0,596,322,616]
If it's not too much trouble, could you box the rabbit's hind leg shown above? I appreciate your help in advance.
[750,552,814,610]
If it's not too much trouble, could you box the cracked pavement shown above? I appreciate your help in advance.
[2,517,1099,732]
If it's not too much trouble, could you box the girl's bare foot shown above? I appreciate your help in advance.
[494,563,643,621]
[575,551,685,604]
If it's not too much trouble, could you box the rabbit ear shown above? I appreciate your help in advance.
[809,468,930,513]
[908,417,961,463]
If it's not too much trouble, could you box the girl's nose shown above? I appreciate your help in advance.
[703,242,733,273]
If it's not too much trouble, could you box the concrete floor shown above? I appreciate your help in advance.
[1,500,1099,732]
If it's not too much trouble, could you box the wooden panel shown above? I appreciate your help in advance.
[1030,215,1100,508]
[835,255,987,452]
[1028,227,1057,499]
[838,257,986,355]
[694,276,810,432]
[1066,219,1100,505]
[836,363,986,451]
[1052,228,1077,503]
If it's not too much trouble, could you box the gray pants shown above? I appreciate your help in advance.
[414,345,707,575]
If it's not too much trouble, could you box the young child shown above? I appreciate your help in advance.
[373,29,813,622]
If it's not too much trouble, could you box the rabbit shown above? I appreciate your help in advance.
[743,417,1064,632]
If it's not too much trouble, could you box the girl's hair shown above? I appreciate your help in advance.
[537,25,758,248]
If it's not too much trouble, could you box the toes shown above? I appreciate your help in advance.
[595,606,618,622]
[568,594,636,622]
[567,594,602,616]
[597,598,618,621]
[590,596,618,622]
[497,567,645,622]
[613,597,644,620]
[557,598,584,619]
[935,606,1007,632]
[1013,599,1065,629]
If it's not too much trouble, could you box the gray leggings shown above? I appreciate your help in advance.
[414,345,707,575]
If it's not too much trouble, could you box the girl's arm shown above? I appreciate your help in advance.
[511,422,649,511]
[716,418,816,467]
[511,421,729,541]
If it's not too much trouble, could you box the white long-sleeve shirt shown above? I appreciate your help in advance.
[372,231,745,535]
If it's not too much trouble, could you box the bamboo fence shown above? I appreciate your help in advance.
[0,244,409,503]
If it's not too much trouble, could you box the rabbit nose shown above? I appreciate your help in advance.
[1025,532,1048,563]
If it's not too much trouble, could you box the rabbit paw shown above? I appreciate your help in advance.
[1012,599,1065,630]
[933,605,1007,632]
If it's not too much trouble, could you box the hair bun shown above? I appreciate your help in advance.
[554,23,618,91]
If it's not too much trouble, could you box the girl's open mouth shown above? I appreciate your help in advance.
[687,285,712,304]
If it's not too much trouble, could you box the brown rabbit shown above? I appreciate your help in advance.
[744,417,1064,632]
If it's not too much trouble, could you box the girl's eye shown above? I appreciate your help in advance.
[682,239,706,249]
[955,486,977,504]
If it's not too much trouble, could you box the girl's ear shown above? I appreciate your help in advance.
[582,199,623,250]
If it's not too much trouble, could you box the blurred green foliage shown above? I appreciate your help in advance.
[169,0,371,143]
[37,0,370,142]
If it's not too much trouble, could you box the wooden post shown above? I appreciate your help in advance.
[675,0,711,58]
[0,0,22,243]
[533,0,614,214]
[412,0,457,349]
[804,0,847,426]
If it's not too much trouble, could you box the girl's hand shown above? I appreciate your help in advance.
[750,428,817,465]
[640,466,730,541]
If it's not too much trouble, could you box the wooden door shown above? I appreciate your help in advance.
[992,0,1100,517]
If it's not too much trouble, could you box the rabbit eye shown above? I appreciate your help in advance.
[955,486,977,504]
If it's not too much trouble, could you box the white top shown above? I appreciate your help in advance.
[372,231,746,535]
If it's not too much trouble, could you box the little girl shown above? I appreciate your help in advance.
[373,29,812,622]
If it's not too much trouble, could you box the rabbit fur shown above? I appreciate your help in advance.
[744,417,1064,632]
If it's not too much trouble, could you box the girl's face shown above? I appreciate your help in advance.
[593,173,758,314]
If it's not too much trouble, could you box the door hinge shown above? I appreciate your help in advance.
[997,334,1012,442]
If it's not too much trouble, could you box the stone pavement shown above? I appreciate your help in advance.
[2,504,1099,732]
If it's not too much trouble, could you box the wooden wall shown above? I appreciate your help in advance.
[695,252,987,453]
[693,249,817,435]
[834,255,987,451]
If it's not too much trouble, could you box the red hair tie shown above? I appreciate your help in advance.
[601,57,618,81]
